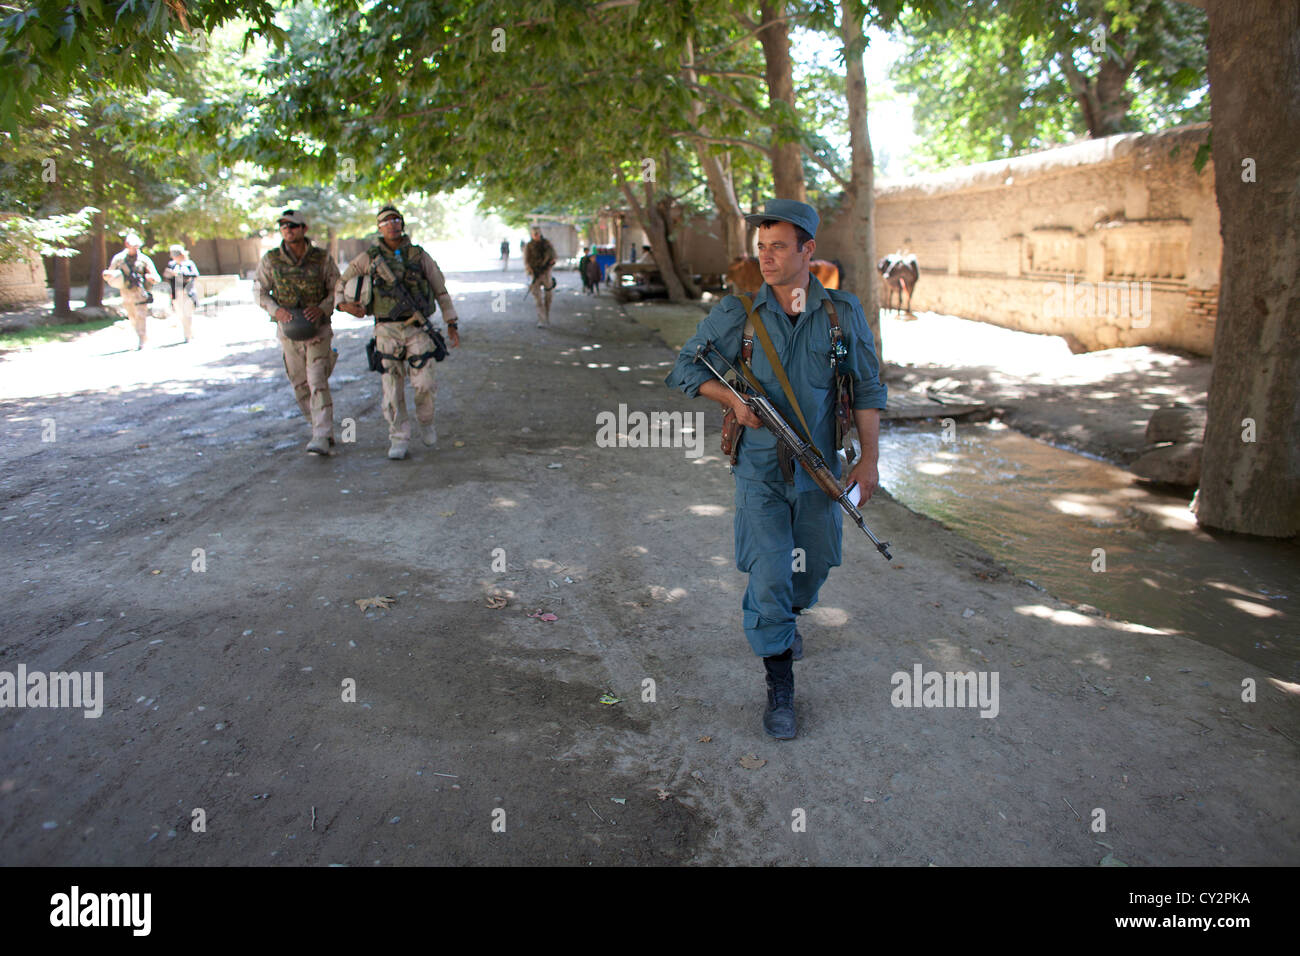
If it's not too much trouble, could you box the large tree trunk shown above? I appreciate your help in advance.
[86,207,106,309]
[757,0,806,201]
[52,256,72,317]
[1195,0,1300,537]
[838,1,882,361]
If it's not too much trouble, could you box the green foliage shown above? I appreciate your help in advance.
[892,0,1208,169]
[0,0,285,134]
[0,206,98,262]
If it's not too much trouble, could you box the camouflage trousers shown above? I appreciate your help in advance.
[279,325,336,440]
[171,294,195,341]
[123,298,149,348]
[375,321,437,442]
[529,267,554,325]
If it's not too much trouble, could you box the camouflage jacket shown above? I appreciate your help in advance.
[524,237,556,276]
[255,240,339,321]
[336,238,458,325]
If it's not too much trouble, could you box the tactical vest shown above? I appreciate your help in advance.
[269,243,328,309]
[368,242,433,320]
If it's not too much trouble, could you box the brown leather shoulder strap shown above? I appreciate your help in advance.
[741,294,823,458]
[735,295,761,394]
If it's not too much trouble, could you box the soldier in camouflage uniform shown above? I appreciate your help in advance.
[254,209,341,456]
[336,204,460,460]
[104,233,162,350]
[524,225,557,328]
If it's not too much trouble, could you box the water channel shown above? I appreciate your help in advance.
[877,420,1299,680]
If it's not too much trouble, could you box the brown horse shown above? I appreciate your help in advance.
[877,252,919,315]
[725,256,841,295]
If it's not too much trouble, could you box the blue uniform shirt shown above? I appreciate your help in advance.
[665,277,887,493]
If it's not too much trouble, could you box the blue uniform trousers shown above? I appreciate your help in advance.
[734,476,843,657]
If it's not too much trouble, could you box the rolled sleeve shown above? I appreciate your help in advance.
[254,256,279,318]
[844,298,888,410]
[318,254,341,316]
[664,296,747,398]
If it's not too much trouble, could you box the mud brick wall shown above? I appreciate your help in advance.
[819,123,1220,355]
[0,256,48,310]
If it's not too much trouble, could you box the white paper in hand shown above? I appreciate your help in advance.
[845,482,863,508]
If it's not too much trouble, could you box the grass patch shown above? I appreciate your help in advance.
[0,317,119,350]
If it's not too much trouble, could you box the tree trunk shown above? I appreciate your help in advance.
[838,1,882,361]
[617,176,688,302]
[683,34,747,261]
[86,207,106,309]
[757,0,806,201]
[1195,0,1300,537]
[1058,46,1136,139]
[52,256,71,317]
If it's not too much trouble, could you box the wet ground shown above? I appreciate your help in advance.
[1,269,1297,866]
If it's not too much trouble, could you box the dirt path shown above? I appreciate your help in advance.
[1,270,1296,865]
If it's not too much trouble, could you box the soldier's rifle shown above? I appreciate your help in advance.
[693,340,892,561]
[522,250,556,300]
[369,256,447,361]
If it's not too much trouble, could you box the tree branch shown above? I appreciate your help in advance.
[668,131,772,158]
[799,139,849,189]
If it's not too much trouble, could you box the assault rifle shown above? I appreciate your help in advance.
[523,254,556,300]
[122,260,154,304]
[370,256,447,362]
[694,340,892,561]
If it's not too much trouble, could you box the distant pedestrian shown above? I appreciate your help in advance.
[584,252,601,296]
[524,225,557,327]
[500,238,510,271]
[104,233,161,350]
[577,246,593,294]
[163,244,200,342]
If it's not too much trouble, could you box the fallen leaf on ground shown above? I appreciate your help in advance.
[528,611,558,622]
[453,441,465,447]
[355,596,394,611]
[485,595,508,609]
[698,735,712,743]
[655,789,671,801]
[739,754,766,770]
[438,511,455,517]
[598,693,623,705]
[150,570,161,575]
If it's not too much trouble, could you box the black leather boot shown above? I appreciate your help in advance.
[763,650,796,739]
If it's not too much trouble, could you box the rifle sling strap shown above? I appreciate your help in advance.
[736,294,824,461]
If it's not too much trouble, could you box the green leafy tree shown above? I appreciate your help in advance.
[0,0,283,133]
[891,0,1208,168]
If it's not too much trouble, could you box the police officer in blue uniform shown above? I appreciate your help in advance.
[665,199,887,739]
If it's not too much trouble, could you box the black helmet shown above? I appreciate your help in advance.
[282,308,318,341]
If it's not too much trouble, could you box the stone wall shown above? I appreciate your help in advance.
[845,123,1218,355]
[0,255,47,310]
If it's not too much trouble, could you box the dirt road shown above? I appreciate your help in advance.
[1,270,1296,865]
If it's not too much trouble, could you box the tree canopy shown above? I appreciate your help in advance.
[891,0,1208,168]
